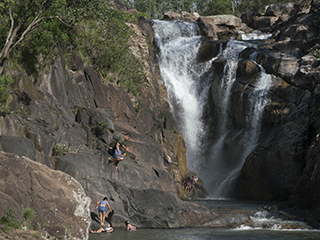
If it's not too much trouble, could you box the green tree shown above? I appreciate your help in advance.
[0,0,147,108]
[124,0,301,18]
[204,0,233,15]
[0,0,73,74]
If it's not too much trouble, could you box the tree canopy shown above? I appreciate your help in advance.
[123,0,300,18]
[0,0,147,109]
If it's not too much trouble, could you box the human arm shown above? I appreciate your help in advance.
[96,201,100,209]
[121,143,130,152]
[116,142,126,157]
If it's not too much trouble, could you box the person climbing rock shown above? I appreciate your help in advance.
[107,133,131,170]
[96,197,112,225]
[108,133,131,156]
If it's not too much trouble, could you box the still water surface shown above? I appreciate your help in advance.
[89,199,320,240]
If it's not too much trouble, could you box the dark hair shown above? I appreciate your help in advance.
[125,220,129,225]
[103,197,108,201]
[124,133,131,138]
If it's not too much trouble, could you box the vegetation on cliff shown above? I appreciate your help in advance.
[0,0,147,111]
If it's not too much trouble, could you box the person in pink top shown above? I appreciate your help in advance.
[125,220,136,231]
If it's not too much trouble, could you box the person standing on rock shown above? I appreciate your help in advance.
[107,133,131,170]
[96,197,111,226]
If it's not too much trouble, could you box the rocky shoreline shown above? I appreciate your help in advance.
[1,0,320,239]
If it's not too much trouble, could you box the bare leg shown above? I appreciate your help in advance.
[90,228,105,233]
[96,228,105,233]
[101,212,106,225]
[99,212,103,225]
[113,158,123,171]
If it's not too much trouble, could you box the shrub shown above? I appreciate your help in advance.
[52,144,70,156]
[91,121,108,138]
[309,47,320,59]
[0,75,14,115]
[22,207,35,223]
[0,208,21,230]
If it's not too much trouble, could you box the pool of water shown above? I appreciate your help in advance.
[89,199,320,240]
[89,227,320,240]
[191,198,274,210]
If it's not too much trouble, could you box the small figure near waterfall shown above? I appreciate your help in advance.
[183,177,194,193]
[90,222,114,233]
[183,175,202,194]
[107,133,131,170]
[125,220,136,231]
[193,175,200,190]
[96,197,112,226]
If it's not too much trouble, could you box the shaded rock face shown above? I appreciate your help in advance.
[0,16,210,232]
[226,0,320,205]
[241,2,295,32]
[0,151,91,239]
[162,0,320,210]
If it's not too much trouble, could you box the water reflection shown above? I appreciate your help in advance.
[89,199,320,240]
[89,227,320,240]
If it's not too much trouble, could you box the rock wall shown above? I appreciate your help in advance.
[164,0,320,215]
[233,0,320,204]
[0,6,212,237]
[0,151,91,240]
[1,0,320,234]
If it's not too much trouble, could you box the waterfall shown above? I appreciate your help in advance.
[152,20,273,198]
[152,20,213,153]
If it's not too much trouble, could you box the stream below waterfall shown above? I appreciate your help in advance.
[89,199,320,240]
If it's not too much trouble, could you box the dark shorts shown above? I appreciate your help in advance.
[108,148,115,156]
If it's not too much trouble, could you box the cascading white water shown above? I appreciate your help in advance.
[211,68,273,197]
[152,20,273,197]
[152,20,213,155]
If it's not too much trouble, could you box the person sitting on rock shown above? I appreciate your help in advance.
[183,178,188,190]
[90,222,113,233]
[193,175,200,189]
[185,177,194,193]
[96,197,112,225]
[125,220,136,231]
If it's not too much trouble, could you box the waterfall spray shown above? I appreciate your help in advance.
[152,20,213,155]
[152,20,273,198]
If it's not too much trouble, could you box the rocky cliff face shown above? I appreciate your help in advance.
[1,0,320,235]
[0,3,227,238]
[159,0,320,216]
[0,151,91,240]
[234,0,320,205]
[196,0,320,211]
